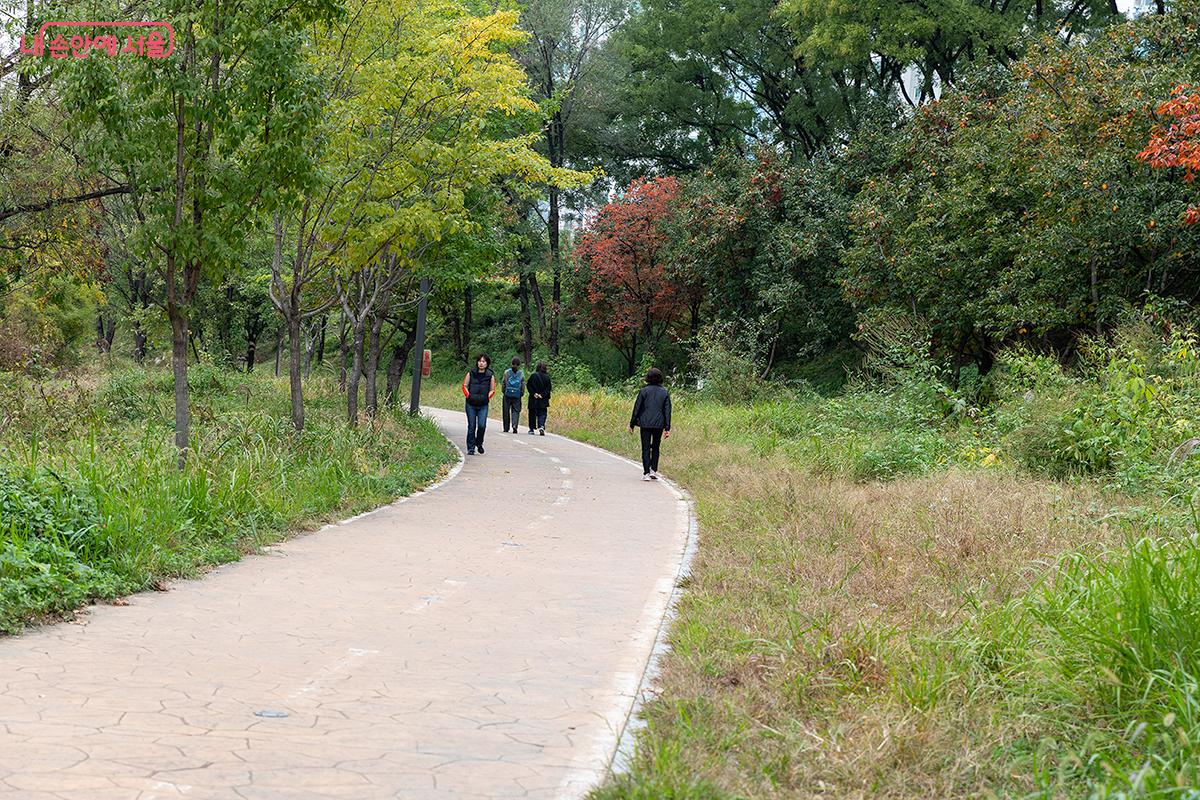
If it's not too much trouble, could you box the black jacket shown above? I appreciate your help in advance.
[465,368,493,407]
[527,372,552,410]
[630,385,671,431]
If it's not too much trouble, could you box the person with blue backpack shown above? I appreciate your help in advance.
[501,356,525,433]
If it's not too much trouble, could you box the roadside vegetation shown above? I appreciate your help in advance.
[3,0,1200,789]
[0,365,454,633]
[407,313,1200,798]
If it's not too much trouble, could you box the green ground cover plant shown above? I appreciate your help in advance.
[0,364,454,633]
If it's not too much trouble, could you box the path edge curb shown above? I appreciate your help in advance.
[425,407,699,793]
[315,411,465,532]
[544,433,700,783]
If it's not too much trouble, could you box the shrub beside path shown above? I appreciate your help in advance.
[0,408,691,799]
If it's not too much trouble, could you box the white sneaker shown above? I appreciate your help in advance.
[649,471,659,480]
[642,474,652,481]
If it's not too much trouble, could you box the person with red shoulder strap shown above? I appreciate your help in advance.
[461,353,496,455]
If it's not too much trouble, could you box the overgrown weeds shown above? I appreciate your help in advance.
[484,318,1200,798]
[0,365,454,633]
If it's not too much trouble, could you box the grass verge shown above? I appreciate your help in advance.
[410,375,1193,799]
[0,364,456,633]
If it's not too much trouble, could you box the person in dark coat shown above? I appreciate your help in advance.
[526,362,552,435]
[629,367,671,481]
[460,354,495,455]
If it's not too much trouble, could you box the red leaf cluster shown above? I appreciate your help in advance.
[574,177,688,350]
[1139,84,1200,225]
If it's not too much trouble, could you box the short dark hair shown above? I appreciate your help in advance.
[536,362,547,373]
[475,353,491,368]
[512,356,521,367]
[645,367,663,385]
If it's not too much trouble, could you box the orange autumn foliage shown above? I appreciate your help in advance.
[1139,84,1200,225]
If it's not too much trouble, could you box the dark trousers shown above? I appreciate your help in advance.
[529,408,547,431]
[503,396,521,431]
[465,402,488,451]
[639,427,663,474]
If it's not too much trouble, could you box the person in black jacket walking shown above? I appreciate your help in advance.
[527,362,552,435]
[629,367,671,481]
[460,354,495,455]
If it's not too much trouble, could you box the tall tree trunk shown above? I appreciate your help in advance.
[316,314,327,364]
[274,328,283,377]
[133,325,148,362]
[449,304,463,365]
[529,271,546,340]
[338,312,349,392]
[386,326,417,405]
[131,269,150,362]
[169,308,190,469]
[96,314,115,353]
[288,315,304,431]
[303,319,316,379]
[547,110,563,358]
[550,195,561,359]
[463,284,473,363]
[519,272,533,368]
[364,312,386,417]
[347,321,365,425]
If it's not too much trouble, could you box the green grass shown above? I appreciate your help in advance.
[0,364,455,633]
[405,324,1200,798]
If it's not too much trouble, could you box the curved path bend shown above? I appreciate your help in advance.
[0,408,691,800]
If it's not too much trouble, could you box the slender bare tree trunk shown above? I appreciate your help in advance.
[364,312,386,417]
[386,326,417,404]
[96,314,115,353]
[316,314,327,364]
[338,312,349,392]
[169,308,190,468]
[347,321,365,425]
[463,284,473,362]
[303,320,316,379]
[529,271,546,340]
[519,272,533,368]
[547,110,563,358]
[289,316,304,430]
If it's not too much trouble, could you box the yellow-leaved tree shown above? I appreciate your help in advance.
[270,0,593,428]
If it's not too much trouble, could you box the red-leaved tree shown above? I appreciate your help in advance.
[1139,84,1200,225]
[574,176,688,375]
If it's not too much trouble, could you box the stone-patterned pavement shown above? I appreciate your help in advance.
[0,407,691,799]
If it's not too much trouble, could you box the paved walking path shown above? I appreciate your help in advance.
[0,408,691,800]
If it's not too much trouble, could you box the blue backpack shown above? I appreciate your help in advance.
[504,369,524,397]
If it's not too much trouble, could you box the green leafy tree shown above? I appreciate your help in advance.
[60,0,336,463]
[843,11,1200,365]
[518,0,624,356]
[784,0,1126,108]
[608,0,846,167]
